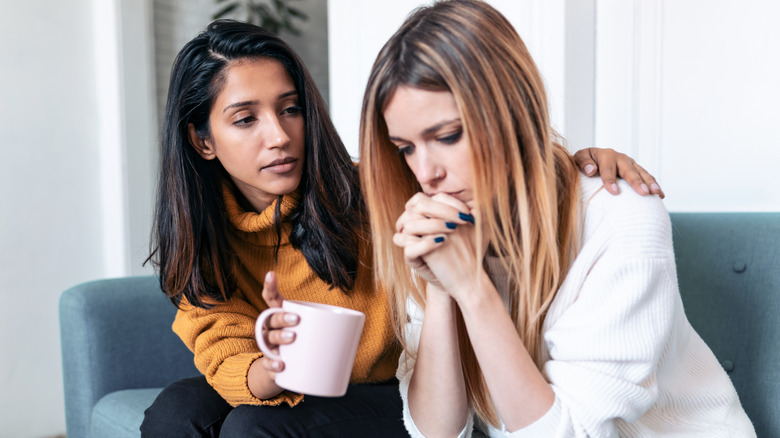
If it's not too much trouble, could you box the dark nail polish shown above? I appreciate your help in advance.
[445,222,457,229]
[458,212,475,224]
[434,236,445,243]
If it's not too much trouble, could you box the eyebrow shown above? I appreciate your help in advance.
[388,118,461,142]
[222,90,299,114]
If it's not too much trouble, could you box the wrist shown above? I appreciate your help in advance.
[426,282,450,300]
[453,272,500,313]
[248,357,283,399]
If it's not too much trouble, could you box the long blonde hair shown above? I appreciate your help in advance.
[360,0,581,426]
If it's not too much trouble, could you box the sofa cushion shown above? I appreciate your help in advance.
[91,388,163,438]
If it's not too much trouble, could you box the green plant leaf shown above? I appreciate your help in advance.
[214,0,307,34]
[252,3,272,17]
[286,7,308,20]
[213,3,239,19]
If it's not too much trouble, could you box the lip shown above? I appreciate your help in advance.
[261,157,298,174]
[426,190,465,198]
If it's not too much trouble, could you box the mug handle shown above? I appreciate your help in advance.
[255,307,285,361]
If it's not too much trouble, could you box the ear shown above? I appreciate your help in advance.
[188,123,216,160]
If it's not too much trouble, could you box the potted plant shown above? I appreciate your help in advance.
[213,0,308,35]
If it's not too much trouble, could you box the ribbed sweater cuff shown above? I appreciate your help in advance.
[504,395,563,437]
[215,352,305,407]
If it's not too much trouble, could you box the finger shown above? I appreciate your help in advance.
[266,311,300,330]
[393,232,421,248]
[588,148,620,194]
[601,172,620,195]
[395,233,442,278]
[616,159,650,196]
[406,194,473,223]
[429,192,470,214]
[430,193,476,224]
[396,208,430,233]
[261,356,284,374]
[634,164,665,199]
[394,231,447,250]
[262,271,285,308]
[573,148,598,176]
[401,217,460,237]
[267,328,296,346]
[403,234,447,262]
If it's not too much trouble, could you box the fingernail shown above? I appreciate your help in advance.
[445,222,457,229]
[434,236,445,243]
[650,183,661,192]
[584,164,595,175]
[265,271,273,282]
[281,331,293,341]
[458,212,475,224]
[611,183,619,193]
[272,361,281,370]
[640,183,649,194]
[284,313,299,324]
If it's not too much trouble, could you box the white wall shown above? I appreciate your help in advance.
[0,1,328,435]
[0,0,156,435]
[329,0,780,212]
[328,0,567,159]
[592,0,780,212]
[1,0,104,435]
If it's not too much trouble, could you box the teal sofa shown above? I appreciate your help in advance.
[59,213,780,437]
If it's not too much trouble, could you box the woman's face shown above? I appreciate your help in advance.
[383,86,474,208]
[192,57,305,213]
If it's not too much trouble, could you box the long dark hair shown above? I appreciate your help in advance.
[147,20,365,308]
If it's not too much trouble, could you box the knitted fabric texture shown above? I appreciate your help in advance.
[172,184,399,407]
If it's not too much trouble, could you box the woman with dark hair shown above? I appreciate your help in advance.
[141,17,660,437]
[360,1,754,437]
[140,19,403,436]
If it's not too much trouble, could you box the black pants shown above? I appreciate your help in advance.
[140,375,408,437]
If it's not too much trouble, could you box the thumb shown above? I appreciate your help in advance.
[262,271,284,308]
[572,148,598,176]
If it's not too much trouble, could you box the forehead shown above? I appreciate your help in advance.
[216,58,295,99]
[383,86,460,134]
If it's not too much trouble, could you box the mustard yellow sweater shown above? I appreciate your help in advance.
[172,186,400,407]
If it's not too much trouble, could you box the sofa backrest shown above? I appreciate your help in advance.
[60,275,199,438]
[59,214,779,437]
[670,212,780,437]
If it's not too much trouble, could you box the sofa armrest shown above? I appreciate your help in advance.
[59,275,199,438]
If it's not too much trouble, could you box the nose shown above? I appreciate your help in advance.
[412,147,444,186]
[262,115,290,149]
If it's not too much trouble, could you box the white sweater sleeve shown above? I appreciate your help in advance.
[397,298,474,438]
[503,178,687,438]
[507,255,680,437]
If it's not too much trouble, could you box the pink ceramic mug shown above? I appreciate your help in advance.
[255,301,366,397]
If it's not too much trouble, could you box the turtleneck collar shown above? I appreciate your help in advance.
[222,183,300,246]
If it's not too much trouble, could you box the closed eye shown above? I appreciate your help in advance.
[438,130,462,145]
[397,144,414,156]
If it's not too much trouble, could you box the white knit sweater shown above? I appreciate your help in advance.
[397,176,756,437]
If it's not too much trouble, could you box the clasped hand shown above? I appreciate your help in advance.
[393,192,487,301]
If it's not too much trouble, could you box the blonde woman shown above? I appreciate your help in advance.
[360,1,755,437]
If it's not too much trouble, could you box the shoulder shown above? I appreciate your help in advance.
[578,175,673,260]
